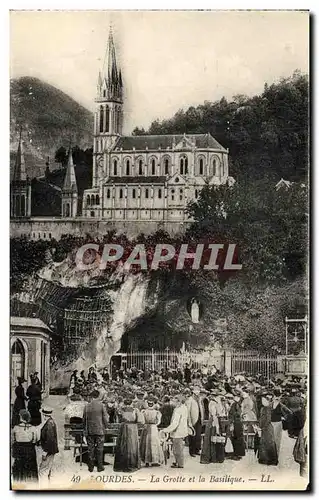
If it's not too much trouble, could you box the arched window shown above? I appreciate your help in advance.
[195,189,198,199]
[171,189,175,201]
[145,188,149,199]
[96,194,100,205]
[180,158,184,175]
[113,160,118,176]
[119,188,123,199]
[151,159,156,175]
[105,105,109,133]
[213,159,217,176]
[139,160,143,175]
[179,188,183,201]
[199,158,204,175]
[164,158,169,175]
[87,195,91,206]
[65,203,70,217]
[20,195,25,216]
[132,188,136,199]
[91,195,95,205]
[11,339,25,381]
[15,196,19,216]
[103,89,106,98]
[126,159,130,176]
[99,105,104,133]
[185,157,188,174]
[107,189,111,199]
[114,108,118,133]
[158,188,162,199]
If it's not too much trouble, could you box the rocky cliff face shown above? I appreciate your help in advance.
[12,245,306,389]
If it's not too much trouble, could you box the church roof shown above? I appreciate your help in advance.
[10,316,51,332]
[114,133,226,152]
[106,176,166,184]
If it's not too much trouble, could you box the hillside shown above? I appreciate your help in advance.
[10,76,93,179]
[133,71,308,182]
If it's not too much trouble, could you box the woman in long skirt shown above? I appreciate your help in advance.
[113,399,144,472]
[26,383,42,426]
[200,392,224,464]
[293,416,307,478]
[12,410,38,483]
[258,396,278,466]
[12,377,27,428]
[228,395,245,460]
[140,398,163,467]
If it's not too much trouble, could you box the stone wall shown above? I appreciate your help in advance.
[10,217,192,240]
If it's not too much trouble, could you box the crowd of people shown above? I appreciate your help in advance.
[64,363,308,477]
[11,373,59,484]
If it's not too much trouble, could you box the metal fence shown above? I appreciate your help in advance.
[231,351,279,381]
[112,350,225,372]
[111,350,282,381]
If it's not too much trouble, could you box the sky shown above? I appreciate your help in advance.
[10,10,309,134]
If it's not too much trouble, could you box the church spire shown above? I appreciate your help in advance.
[98,24,123,102]
[63,148,77,192]
[13,129,27,182]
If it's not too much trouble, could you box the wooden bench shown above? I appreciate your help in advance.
[64,423,145,467]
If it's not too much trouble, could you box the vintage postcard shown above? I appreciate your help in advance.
[10,9,309,491]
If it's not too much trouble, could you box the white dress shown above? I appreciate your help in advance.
[191,301,199,323]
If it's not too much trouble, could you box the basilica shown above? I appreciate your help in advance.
[10,28,234,239]
[80,29,233,223]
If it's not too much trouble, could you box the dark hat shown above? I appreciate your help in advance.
[17,376,26,383]
[90,389,100,399]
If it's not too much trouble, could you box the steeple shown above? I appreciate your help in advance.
[61,147,78,218]
[11,128,32,218]
[13,130,27,182]
[63,148,77,192]
[97,24,123,103]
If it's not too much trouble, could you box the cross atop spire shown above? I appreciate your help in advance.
[13,127,27,182]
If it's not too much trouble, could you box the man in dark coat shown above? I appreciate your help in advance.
[33,372,42,390]
[26,381,42,426]
[159,396,175,429]
[39,407,59,482]
[83,390,109,472]
[184,364,192,384]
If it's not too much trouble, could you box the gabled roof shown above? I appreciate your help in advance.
[114,133,226,152]
[105,176,166,184]
[167,173,187,185]
[275,178,292,191]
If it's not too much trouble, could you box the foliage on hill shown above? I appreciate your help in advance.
[10,76,93,178]
[133,71,308,182]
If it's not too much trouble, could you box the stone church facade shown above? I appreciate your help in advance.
[10,28,234,240]
[82,28,233,223]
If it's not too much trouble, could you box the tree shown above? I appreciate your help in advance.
[186,179,307,283]
[54,146,67,166]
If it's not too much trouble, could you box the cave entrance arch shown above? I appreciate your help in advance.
[110,354,124,376]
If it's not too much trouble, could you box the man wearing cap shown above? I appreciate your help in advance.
[83,390,109,472]
[39,407,59,482]
[186,387,204,457]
